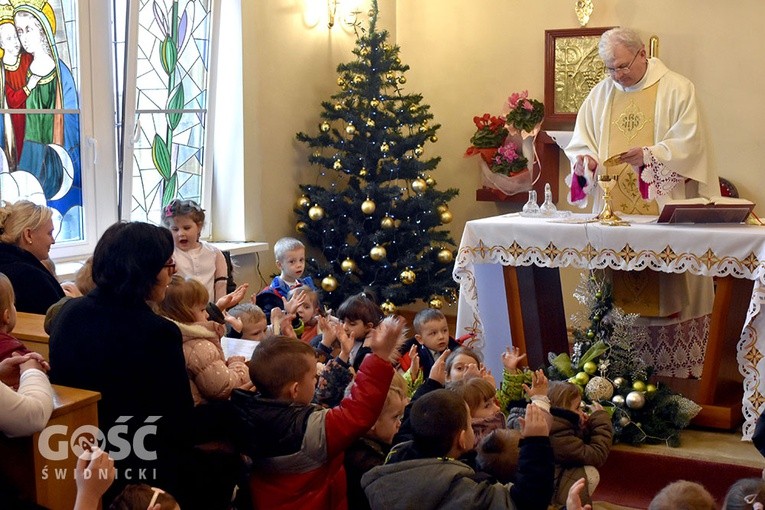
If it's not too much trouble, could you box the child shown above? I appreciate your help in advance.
[476,428,523,484]
[108,484,180,510]
[231,316,405,510]
[362,389,556,510]
[345,373,408,510]
[449,377,507,447]
[0,272,35,363]
[162,199,228,302]
[649,480,716,510]
[159,274,252,405]
[267,237,318,298]
[288,286,322,343]
[226,302,268,341]
[547,380,613,507]
[331,291,385,371]
[401,308,461,391]
[723,478,765,510]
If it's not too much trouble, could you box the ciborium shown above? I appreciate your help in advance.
[596,175,627,226]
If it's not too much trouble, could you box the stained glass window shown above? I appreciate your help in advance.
[0,0,82,243]
[126,0,211,224]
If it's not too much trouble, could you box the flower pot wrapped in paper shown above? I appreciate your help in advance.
[465,114,507,165]
[478,140,533,196]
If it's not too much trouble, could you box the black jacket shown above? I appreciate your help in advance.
[0,243,64,314]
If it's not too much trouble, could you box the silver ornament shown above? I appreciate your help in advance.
[585,376,614,401]
[626,391,646,409]
[612,395,625,406]
[618,416,630,427]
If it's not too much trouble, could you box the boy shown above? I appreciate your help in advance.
[231,316,405,510]
[288,286,322,343]
[268,237,317,298]
[362,389,556,510]
[226,302,268,340]
[400,309,461,389]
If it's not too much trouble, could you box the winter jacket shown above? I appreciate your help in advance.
[0,243,64,314]
[231,352,394,510]
[362,437,555,510]
[0,332,33,361]
[345,436,389,510]
[176,320,251,405]
[268,275,318,299]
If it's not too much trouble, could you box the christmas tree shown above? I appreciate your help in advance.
[294,1,459,311]
[547,271,701,446]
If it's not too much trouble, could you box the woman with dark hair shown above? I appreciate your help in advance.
[0,200,64,313]
[49,222,235,509]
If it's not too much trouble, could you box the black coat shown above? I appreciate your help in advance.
[0,243,64,314]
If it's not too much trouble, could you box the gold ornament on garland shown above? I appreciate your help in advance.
[361,198,376,215]
[333,160,343,170]
[380,143,390,153]
[320,122,330,132]
[418,125,427,133]
[411,178,427,193]
[353,74,364,84]
[296,195,311,209]
[437,249,454,264]
[370,245,387,261]
[414,145,424,157]
[400,269,416,285]
[321,275,338,292]
[345,124,356,135]
[370,98,380,108]
[334,103,343,111]
[398,76,407,84]
[381,300,397,315]
[308,205,325,221]
[385,71,395,82]
[340,258,357,273]
[380,216,395,229]
[409,105,418,113]
[425,176,436,187]
[429,135,438,143]
[295,221,308,233]
[366,118,375,128]
[440,210,453,224]
[429,297,444,309]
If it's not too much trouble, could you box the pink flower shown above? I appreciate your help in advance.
[497,142,519,162]
[506,90,529,110]
[522,99,533,111]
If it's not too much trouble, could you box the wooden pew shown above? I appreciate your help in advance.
[0,384,101,509]
[15,312,49,360]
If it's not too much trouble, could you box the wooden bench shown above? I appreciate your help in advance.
[0,384,101,509]
[15,312,48,360]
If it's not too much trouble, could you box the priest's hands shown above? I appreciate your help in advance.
[574,154,597,176]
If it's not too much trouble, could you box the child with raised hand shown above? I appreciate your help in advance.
[162,198,229,302]
[159,274,252,405]
[545,380,613,507]
[400,308,461,395]
[287,286,322,343]
[333,291,385,371]
[497,346,535,410]
[226,302,268,341]
[231,315,405,510]
[363,389,555,510]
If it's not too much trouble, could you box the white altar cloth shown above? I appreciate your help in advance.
[453,213,765,439]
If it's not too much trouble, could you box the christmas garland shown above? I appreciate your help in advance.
[546,272,701,447]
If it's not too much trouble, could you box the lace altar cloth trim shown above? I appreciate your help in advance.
[638,315,710,378]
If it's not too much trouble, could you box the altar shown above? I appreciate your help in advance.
[453,213,765,439]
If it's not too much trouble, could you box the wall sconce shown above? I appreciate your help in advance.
[327,0,338,29]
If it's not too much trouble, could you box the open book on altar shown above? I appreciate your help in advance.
[657,196,755,224]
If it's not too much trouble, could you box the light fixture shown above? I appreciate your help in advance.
[327,0,338,29]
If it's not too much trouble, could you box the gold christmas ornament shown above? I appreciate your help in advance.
[366,118,375,128]
[414,146,424,157]
[425,177,436,187]
[370,99,380,108]
[340,258,357,273]
[398,76,407,84]
[337,77,345,87]
[437,249,454,264]
[381,300,397,315]
[380,143,390,153]
[312,151,321,159]
[429,297,444,309]
[359,167,368,177]
[370,245,387,261]
[380,216,395,229]
[295,221,308,233]
[360,46,370,56]
[418,125,427,133]
[353,74,364,84]
[400,269,416,285]
[296,195,311,209]
[321,275,338,292]
[345,124,356,135]
[385,72,395,82]
[422,119,428,126]
[320,122,330,133]
[333,160,343,171]
[308,205,325,221]
[411,178,427,193]
[440,210,454,224]
[395,57,401,64]
[361,198,376,215]
[436,204,448,213]
[429,135,438,143]
[409,105,418,113]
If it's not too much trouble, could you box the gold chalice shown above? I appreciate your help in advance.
[596,175,627,225]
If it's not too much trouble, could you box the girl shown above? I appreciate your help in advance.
[445,346,486,383]
[449,377,506,447]
[547,380,613,507]
[162,199,228,302]
[335,292,385,371]
[288,286,322,343]
[159,274,252,405]
[723,478,765,510]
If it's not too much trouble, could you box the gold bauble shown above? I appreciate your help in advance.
[370,99,380,108]
[321,275,338,292]
[353,74,364,84]
[308,205,325,221]
[411,178,427,193]
[337,77,345,87]
[440,210,453,224]
[333,160,343,171]
[312,151,321,159]
[360,46,370,56]
[380,143,390,153]
[296,195,311,209]
[400,269,416,285]
[320,122,330,132]
[436,204,448,213]
[422,119,428,125]
[380,216,395,229]
[425,177,436,187]
[359,167,368,177]
[296,221,308,233]
[346,124,356,135]
[409,105,418,113]
[370,245,387,261]
[429,297,444,309]
[429,135,438,143]
[385,72,395,82]
[366,118,375,128]
[361,198,376,215]
[383,43,391,52]
[437,249,454,264]
[418,125,427,133]
[340,258,357,273]
[334,103,343,111]
[395,57,401,64]
[381,300,397,315]
[414,146,424,157]
[398,76,407,84]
